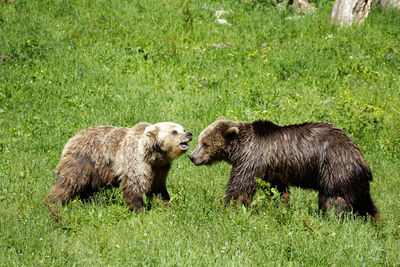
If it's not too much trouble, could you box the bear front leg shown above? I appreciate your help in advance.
[120,173,152,213]
[123,190,144,213]
[225,166,256,205]
[149,164,171,201]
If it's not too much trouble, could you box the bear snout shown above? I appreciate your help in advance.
[188,153,205,165]
[186,132,193,140]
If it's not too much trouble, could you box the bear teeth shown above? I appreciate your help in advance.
[179,142,190,150]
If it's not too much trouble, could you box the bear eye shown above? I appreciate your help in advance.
[202,143,208,149]
[172,130,178,135]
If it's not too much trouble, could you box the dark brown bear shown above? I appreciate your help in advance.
[189,117,379,220]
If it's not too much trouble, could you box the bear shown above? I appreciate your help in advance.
[189,117,379,221]
[46,122,192,212]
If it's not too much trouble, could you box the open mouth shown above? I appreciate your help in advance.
[179,142,190,150]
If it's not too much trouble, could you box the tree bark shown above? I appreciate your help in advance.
[331,0,373,26]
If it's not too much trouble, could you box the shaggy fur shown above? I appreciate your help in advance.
[189,117,379,220]
[46,122,192,212]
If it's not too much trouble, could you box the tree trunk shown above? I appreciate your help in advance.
[377,0,400,9]
[331,0,373,26]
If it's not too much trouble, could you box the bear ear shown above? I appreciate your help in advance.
[224,126,239,139]
[216,116,226,121]
[145,125,159,138]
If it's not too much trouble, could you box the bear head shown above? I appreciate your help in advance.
[189,117,240,165]
[145,122,192,160]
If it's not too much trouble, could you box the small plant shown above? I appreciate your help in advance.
[251,178,280,207]
[181,3,193,31]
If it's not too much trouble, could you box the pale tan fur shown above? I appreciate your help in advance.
[46,122,192,212]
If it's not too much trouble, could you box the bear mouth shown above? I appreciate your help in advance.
[193,160,205,166]
[179,142,190,150]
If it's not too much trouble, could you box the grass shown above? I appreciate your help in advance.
[1,0,400,265]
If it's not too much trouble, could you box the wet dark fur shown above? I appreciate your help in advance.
[195,119,379,220]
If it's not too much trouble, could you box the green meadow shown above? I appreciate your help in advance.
[1,0,400,265]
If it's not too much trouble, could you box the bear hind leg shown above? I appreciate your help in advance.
[47,181,79,205]
[354,194,380,222]
[318,194,351,216]
[46,155,94,204]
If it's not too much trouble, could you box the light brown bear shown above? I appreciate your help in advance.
[189,117,379,220]
[46,122,192,212]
